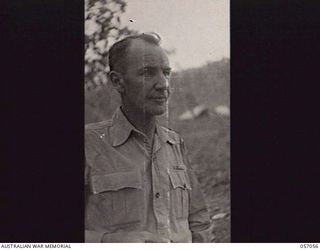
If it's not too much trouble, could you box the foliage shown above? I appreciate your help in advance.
[85,0,136,90]
[168,58,230,119]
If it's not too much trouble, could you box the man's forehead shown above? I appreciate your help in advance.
[126,39,169,66]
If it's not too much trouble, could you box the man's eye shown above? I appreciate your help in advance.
[163,70,171,77]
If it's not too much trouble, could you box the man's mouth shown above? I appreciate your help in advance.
[152,97,167,100]
[150,97,167,102]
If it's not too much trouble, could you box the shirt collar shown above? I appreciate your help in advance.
[110,107,180,147]
[110,107,138,147]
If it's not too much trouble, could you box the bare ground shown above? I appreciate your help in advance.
[171,114,230,242]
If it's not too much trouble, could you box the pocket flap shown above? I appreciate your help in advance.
[169,170,192,190]
[91,170,142,194]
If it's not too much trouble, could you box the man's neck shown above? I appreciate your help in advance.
[120,106,156,142]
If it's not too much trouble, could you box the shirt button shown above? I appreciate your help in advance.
[183,184,187,189]
[155,192,160,198]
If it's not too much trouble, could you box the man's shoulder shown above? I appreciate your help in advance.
[85,119,112,133]
[158,125,180,135]
[157,125,183,144]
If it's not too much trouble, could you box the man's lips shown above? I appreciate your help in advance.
[149,97,167,101]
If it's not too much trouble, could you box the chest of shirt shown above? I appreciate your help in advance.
[86,132,191,195]
[85,132,192,230]
[88,132,184,170]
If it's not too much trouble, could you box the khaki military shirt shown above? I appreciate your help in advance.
[85,108,212,242]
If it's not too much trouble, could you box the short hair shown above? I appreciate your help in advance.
[108,32,161,72]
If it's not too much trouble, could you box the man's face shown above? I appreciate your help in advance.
[120,39,171,117]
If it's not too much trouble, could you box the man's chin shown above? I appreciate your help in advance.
[146,106,167,116]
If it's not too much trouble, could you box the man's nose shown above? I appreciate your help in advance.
[155,73,170,90]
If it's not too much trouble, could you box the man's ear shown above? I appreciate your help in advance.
[108,71,125,94]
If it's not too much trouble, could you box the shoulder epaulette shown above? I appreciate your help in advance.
[85,119,112,131]
[158,125,181,144]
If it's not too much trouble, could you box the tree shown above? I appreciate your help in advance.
[85,0,136,90]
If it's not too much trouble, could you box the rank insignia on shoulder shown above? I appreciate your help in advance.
[173,164,187,170]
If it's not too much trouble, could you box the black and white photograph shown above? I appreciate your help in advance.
[84,0,230,243]
[4,0,320,246]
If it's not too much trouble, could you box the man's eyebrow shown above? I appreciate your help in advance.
[141,66,157,69]
[138,66,172,71]
[163,67,172,71]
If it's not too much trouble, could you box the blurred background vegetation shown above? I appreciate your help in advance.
[85,0,230,242]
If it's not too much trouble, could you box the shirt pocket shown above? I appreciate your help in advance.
[168,165,192,220]
[90,170,143,227]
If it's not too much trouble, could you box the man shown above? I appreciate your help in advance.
[85,33,212,242]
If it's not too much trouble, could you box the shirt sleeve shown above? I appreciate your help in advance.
[180,138,213,242]
[85,230,105,242]
[84,130,105,242]
[85,160,105,242]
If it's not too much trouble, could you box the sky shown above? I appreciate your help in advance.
[121,0,230,70]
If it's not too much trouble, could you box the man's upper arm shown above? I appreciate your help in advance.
[180,138,212,242]
[84,128,105,242]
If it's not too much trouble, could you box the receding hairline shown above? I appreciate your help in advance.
[126,38,165,56]
[108,33,163,72]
